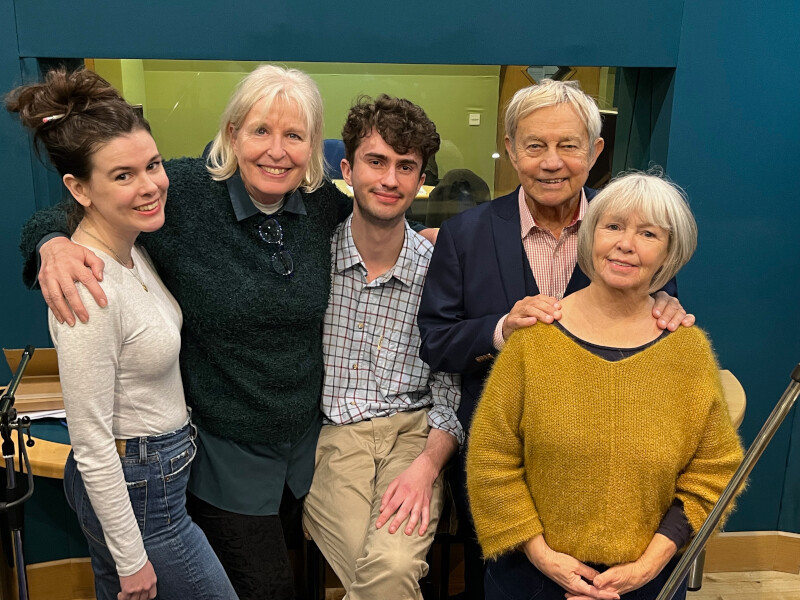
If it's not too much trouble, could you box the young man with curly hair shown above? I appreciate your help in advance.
[303,95,462,600]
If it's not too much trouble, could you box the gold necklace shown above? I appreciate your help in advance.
[77,225,148,292]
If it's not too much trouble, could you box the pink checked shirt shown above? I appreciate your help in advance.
[492,187,588,350]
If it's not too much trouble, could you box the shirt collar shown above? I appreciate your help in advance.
[334,215,417,287]
[519,186,587,238]
[227,170,308,222]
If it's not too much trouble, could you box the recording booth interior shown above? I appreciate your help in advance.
[1,0,799,597]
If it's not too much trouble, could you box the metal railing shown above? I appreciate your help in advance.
[656,363,800,600]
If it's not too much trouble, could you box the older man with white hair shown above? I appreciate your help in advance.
[418,79,694,599]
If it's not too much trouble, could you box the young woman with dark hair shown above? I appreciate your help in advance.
[7,68,237,600]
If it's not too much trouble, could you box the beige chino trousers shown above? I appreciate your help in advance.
[303,409,444,600]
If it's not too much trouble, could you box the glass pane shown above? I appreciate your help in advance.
[90,59,619,227]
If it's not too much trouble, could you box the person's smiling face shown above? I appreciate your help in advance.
[74,129,168,246]
[230,96,311,205]
[592,210,670,295]
[342,129,424,227]
[507,103,603,215]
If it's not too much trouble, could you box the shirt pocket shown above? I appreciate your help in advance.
[373,327,422,396]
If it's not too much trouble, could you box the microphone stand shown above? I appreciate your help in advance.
[655,363,800,600]
[1,345,37,600]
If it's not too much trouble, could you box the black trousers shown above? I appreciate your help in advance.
[187,486,304,600]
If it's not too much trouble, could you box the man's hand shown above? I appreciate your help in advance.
[39,236,106,326]
[376,453,438,536]
[502,294,561,340]
[652,291,694,331]
[118,559,157,600]
[375,428,457,537]
[523,535,619,600]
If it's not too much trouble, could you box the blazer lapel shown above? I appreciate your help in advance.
[490,190,527,309]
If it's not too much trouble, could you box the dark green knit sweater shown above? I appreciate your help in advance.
[21,157,340,444]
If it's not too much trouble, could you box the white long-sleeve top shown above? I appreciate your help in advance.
[49,243,188,576]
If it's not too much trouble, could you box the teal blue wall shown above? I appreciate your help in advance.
[13,1,683,66]
[666,0,800,532]
[2,0,797,535]
[0,2,51,363]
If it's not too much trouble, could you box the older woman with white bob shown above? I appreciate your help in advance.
[21,64,349,600]
[467,172,744,600]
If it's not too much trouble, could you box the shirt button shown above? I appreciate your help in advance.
[357,323,364,329]
[352,363,358,370]
[351,401,357,406]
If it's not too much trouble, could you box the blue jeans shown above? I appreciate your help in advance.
[64,423,238,600]
[485,551,687,600]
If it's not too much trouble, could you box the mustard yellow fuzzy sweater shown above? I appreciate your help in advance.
[466,324,743,564]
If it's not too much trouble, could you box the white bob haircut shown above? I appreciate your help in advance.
[577,170,698,294]
[505,79,603,157]
[206,64,325,192]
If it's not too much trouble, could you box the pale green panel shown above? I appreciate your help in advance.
[94,59,123,94]
[287,62,500,77]
[119,59,147,108]
[142,70,247,159]
[142,60,262,73]
[140,60,500,77]
[94,59,147,108]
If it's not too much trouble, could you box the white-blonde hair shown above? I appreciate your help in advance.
[206,64,325,192]
[577,170,698,293]
[505,79,602,157]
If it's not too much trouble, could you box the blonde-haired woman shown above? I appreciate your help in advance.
[467,172,743,600]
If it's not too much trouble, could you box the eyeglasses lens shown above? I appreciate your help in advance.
[258,219,283,244]
[272,250,294,276]
[258,219,294,277]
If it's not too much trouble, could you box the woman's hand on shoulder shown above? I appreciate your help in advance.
[418,227,439,245]
[40,236,106,326]
[523,535,620,600]
[118,559,157,599]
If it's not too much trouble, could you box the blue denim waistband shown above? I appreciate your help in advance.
[116,417,196,462]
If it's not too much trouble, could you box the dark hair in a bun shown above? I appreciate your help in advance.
[7,67,151,178]
[6,67,151,227]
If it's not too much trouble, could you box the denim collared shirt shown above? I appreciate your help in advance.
[225,170,308,221]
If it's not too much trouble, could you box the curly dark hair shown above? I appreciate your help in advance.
[6,67,150,229]
[341,94,440,173]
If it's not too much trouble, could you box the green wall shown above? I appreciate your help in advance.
[95,60,499,187]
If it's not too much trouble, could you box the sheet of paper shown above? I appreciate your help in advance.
[18,409,66,421]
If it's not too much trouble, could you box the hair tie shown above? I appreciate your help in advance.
[42,113,65,123]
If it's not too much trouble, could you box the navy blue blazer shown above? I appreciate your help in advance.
[418,186,677,430]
